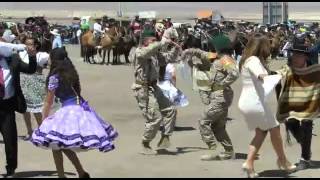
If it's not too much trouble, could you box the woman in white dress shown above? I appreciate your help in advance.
[238,33,296,177]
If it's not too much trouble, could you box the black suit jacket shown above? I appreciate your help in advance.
[6,53,37,113]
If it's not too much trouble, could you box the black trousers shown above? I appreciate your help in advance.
[0,98,17,172]
[285,119,313,161]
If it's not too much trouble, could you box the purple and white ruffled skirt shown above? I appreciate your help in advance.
[30,100,118,153]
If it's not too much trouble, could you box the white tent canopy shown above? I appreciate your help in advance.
[138,11,157,19]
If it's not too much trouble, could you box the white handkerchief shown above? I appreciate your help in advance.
[19,50,29,64]
[263,75,282,97]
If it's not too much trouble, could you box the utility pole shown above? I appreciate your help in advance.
[118,2,122,26]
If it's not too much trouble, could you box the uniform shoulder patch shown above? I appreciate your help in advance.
[220,56,236,69]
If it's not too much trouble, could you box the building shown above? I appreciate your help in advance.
[263,2,288,25]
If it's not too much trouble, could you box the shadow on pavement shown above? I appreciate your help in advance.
[159,126,196,132]
[4,171,76,178]
[156,147,208,155]
[258,170,297,178]
[226,117,234,121]
[309,160,320,169]
[235,153,260,160]
[173,126,196,131]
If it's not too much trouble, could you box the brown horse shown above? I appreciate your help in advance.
[99,26,121,65]
[110,26,134,65]
[80,30,97,64]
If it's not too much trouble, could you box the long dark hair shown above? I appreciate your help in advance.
[46,47,81,96]
[159,64,167,82]
[238,33,271,72]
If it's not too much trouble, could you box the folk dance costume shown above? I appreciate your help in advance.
[157,63,189,108]
[30,74,118,152]
[20,51,49,113]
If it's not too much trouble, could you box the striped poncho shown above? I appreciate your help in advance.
[276,64,320,122]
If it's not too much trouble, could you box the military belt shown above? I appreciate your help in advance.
[211,84,224,91]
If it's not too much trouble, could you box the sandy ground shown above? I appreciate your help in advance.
[0,45,319,178]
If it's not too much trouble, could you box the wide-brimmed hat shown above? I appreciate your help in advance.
[286,36,310,54]
[50,29,60,36]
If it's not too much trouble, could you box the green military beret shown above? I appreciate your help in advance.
[141,29,156,38]
[209,34,232,52]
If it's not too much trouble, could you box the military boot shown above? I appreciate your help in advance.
[217,150,236,160]
[140,141,157,155]
[201,144,219,161]
[207,143,217,150]
[157,135,171,150]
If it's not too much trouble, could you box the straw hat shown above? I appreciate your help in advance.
[50,29,60,36]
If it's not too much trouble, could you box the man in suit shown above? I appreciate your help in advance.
[0,40,37,177]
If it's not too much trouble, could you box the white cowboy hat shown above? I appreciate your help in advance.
[50,29,60,36]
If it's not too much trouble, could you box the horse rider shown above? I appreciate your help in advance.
[164,17,173,29]
[102,15,110,31]
[130,15,142,45]
[80,19,90,33]
[131,28,181,155]
[93,18,103,46]
[180,34,239,161]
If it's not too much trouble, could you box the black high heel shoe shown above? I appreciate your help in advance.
[79,172,90,178]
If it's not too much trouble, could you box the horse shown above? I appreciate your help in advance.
[111,26,135,65]
[80,30,97,64]
[99,26,121,65]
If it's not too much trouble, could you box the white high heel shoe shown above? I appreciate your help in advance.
[242,163,259,178]
[277,159,297,173]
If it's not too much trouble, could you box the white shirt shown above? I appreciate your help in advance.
[76,29,82,37]
[93,23,103,33]
[19,51,49,68]
[0,42,26,100]
[164,63,175,82]
[2,29,16,43]
[0,42,26,57]
[0,59,14,99]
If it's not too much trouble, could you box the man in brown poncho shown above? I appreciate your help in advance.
[276,36,320,170]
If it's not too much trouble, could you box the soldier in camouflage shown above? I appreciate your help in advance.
[181,35,239,160]
[132,28,181,155]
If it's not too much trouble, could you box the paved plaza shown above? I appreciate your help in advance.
[0,45,319,178]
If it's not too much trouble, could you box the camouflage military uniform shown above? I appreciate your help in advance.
[132,40,180,153]
[182,48,239,159]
